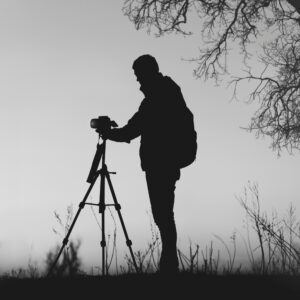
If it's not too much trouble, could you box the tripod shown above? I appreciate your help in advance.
[47,137,139,276]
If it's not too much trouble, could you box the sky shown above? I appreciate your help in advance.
[0,1,299,274]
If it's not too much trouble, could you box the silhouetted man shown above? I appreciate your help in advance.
[105,54,191,274]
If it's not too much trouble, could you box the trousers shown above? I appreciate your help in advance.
[145,168,180,272]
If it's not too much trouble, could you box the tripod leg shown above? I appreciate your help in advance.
[99,168,106,276]
[105,173,140,273]
[46,172,100,277]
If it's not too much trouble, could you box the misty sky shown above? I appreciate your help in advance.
[0,1,299,273]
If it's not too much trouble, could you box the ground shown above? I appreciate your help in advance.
[1,273,299,300]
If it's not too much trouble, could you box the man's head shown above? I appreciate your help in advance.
[132,55,160,86]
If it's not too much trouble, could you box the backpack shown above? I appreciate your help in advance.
[176,105,197,169]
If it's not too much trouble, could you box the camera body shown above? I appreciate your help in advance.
[90,116,118,134]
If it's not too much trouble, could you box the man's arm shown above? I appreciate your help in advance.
[106,110,142,143]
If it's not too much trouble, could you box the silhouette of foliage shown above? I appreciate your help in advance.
[45,240,82,277]
[52,204,73,238]
[238,182,300,274]
[123,0,300,153]
[46,205,83,276]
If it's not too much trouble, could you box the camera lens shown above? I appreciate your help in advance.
[90,119,98,129]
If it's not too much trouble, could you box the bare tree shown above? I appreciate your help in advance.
[123,0,300,153]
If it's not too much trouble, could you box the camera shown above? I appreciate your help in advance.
[90,116,118,134]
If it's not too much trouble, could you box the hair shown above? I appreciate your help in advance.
[132,54,159,74]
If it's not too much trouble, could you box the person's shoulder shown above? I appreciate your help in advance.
[163,75,179,87]
[162,75,182,96]
[162,75,186,104]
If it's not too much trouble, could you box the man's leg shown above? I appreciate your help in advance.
[146,169,180,273]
